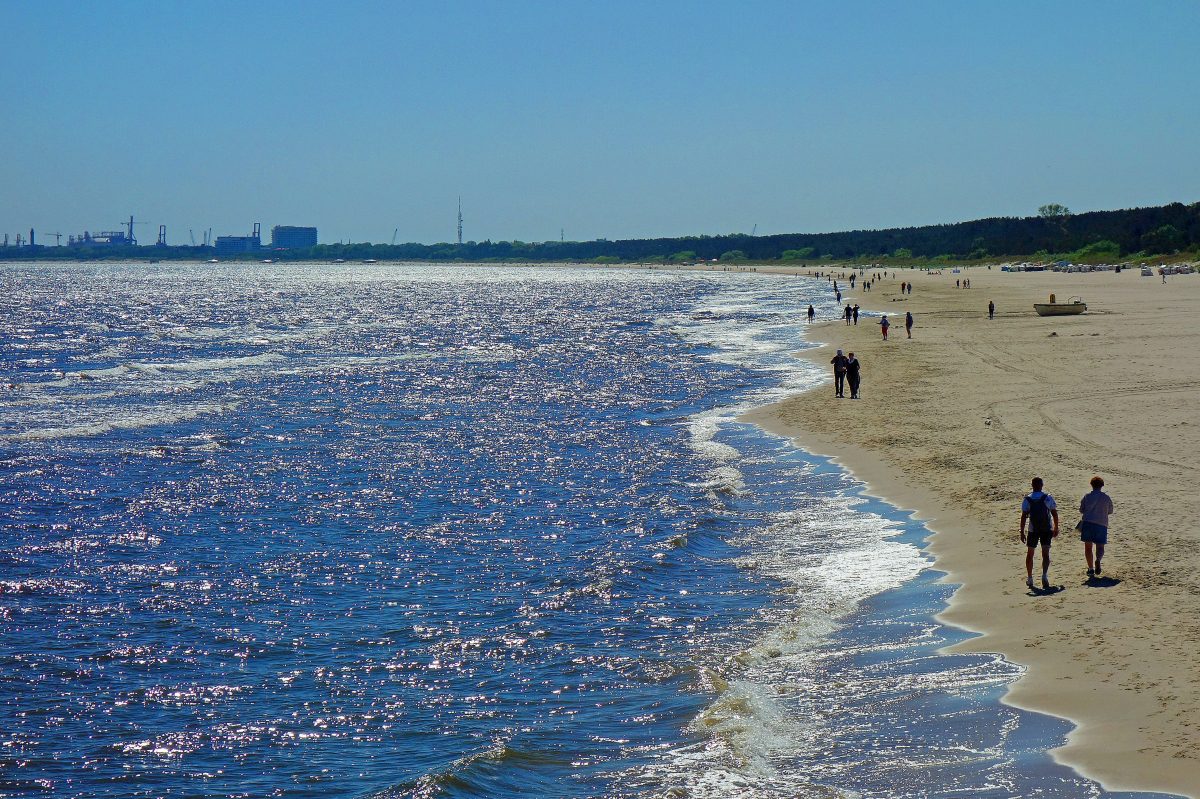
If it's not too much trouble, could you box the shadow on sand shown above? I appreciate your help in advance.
[1084,575,1121,588]
[1027,584,1065,597]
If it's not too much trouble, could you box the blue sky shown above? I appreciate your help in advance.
[3,0,1197,245]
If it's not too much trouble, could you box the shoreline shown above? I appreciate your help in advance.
[741,264,1200,797]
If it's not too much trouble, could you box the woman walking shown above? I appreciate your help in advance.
[1079,476,1114,578]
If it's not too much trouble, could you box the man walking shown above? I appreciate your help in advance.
[830,349,848,398]
[1079,476,1114,578]
[844,304,852,325]
[1020,477,1060,589]
[988,300,995,320]
[905,311,914,338]
[852,304,859,325]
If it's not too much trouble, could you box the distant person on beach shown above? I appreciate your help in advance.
[1020,476,1060,590]
[880,314,890,340]
[844,304,852,325]
[907,283,912,294]
[1079,476,1114,578]
[830,349,849,397]
[807,304,815,321]
[988,300,995,319]
[852,304,859,325]
[836,289,842,303]
[845,352,861,399]
[905,311,913,338]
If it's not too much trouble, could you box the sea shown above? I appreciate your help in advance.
[0,262,1177,799]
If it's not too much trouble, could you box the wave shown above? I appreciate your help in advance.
[374,739,574,799]
[7,401,240,441]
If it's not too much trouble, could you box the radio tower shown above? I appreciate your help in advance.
[457,197,463,245]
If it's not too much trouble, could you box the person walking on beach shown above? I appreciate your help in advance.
[830,349,848,398]
[880,314,890,340]
[988,300,995,319]
[807,304,815,322]
[905,311,913,338]
[1079,476,1114,578]
[852,304,859,325]
[845,352,861,399]
[1020,477,1060,590]
[844,304,852,325]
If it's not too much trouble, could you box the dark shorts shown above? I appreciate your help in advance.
[1079,521,1108,545]
[1026,529,1053,548]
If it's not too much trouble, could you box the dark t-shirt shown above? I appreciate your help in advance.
[831,354,848,374]
[846,358,860,378]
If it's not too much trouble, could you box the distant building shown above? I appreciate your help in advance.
[214,236,260,255]
[271,225,317,249]
[69,230,133,246]
[215,223,262,256]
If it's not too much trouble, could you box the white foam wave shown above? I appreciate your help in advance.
[8,401,240,441]
[140,353,285,372]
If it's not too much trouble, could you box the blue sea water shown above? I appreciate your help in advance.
[0,263,1177,798]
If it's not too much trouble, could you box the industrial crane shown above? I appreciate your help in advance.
[44,232,63,245]
[392,228,399,246]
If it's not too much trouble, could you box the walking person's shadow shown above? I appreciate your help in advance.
[1084,575,1121,588]
[1028,584,1066,596]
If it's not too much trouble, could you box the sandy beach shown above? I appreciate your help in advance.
[741,263,1200,796]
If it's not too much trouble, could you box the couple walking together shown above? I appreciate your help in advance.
[830,350,861,399]
[1019,476,1113,589]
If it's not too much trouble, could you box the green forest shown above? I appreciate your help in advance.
[6,201,1199,263]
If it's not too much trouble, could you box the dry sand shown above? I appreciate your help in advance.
[739,263,1200,797]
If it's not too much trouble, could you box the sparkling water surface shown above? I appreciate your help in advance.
[0,263,1176,798]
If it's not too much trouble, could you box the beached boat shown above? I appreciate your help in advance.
[1034,295,1086,316]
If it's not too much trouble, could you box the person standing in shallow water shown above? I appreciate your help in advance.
[845,352,861,399]
[807,304,815,322]
[1020,476,1060,590]
[1079,476,1114,578]
[830,349,848,398]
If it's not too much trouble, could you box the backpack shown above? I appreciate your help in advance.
[1027,493,1052,534]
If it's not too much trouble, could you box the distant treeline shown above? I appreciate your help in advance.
[5,201,1198,263]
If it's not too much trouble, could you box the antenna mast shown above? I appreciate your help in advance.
[457,197,463,245]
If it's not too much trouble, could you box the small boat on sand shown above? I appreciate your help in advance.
[1034,295,1087,316]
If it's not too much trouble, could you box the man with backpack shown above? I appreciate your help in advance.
[1020,476,1060,590]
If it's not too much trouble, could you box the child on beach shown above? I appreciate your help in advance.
[880,315,889,340]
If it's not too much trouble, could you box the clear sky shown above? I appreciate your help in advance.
[3,0,1197,245]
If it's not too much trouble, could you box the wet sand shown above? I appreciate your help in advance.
[742,263,1200,797]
